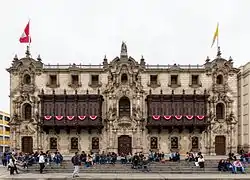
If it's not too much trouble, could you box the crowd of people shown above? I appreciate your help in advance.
[1,149,249,176]
[0,150,63,175]
[217,152,247,174]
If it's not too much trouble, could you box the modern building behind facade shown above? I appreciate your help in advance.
[7,43,242,155]
[238,62,250,152]
[0,111,10,152]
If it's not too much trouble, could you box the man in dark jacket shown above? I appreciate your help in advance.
[72,152,81,178]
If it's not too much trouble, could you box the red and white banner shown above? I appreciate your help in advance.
[152,115,161,120]
[163,115,172,120]
[78,116,86,121]
[89,115,97,120]
[55,116,63,121]
[44,115,52,120]
[175,115,182,120]
[67,116,75,120]
[19,21,31,43]
[196,115,205,120]
[185,115,194,120]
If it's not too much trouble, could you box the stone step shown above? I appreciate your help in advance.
[18,169,249,174]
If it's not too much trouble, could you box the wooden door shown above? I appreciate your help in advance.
[22,136,33,153]
[118,135,132,155]
[215,136,226,155]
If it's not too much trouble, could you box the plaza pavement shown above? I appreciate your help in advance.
[0,168,250,180]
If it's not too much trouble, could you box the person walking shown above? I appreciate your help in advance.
[72,152,81,178]
[12,155,19,174]
[8,156,15,175]
[38,151,45,174]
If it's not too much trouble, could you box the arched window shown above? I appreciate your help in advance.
[121,73,128,83]
[119,96,130,117]
[23,74,31,84]
[150,137,158,150]
[71,137,78,150]
[191,136,199,149]
[216,75,223,84]
[92,137,99,150]
[50,137,57,150]
[171,137,178,149]
[23,103,32,120]
[216,103,225,119]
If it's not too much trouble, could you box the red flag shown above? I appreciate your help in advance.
[19,21,31,43]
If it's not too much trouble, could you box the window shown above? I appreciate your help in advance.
[0,115,3,120]
[23,74,31,84]
[50,75,57,86]
[119,96,130,117]
[71,137,78,150]
[92,137,99,150]
[150,75,158,85]
[216,75,223,84]
[191,136,199,149]
[71,75,79,85]
[216,103,225,119]
[91,75,99,85]
[5,127,10,131]
[171,137,178,149]
[4,116,10,121]
[192,75,199,85]
[171,75,178,85]
[121,73,128,83]
[150,137,158,149]
[50,137,57,150]
[23,103,32,120]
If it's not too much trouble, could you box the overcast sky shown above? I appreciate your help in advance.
[0,0,249,113]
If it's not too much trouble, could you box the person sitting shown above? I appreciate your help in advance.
[198,155,205,168]
[218,159,226,171]
[185,152,189,161]
[232,159,245,173]
[132,153,140,169]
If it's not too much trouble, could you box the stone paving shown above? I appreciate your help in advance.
[0,167,250,180]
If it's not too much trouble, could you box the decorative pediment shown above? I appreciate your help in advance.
[210,93,232,103]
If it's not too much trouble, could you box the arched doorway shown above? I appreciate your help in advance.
[119,96,130,117]
[215,136,226,155]
[118,135,132,155]
[22,136,33,153]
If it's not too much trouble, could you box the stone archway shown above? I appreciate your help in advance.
[22,136,33,153]
[215,135,226,155]
[118,135,132,155]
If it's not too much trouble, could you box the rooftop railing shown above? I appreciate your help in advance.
[43,63,205,69]
[145,64,205,69]
[43,64,104,69]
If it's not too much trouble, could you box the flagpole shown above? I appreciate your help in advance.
[28,19,31,48]
[217,22,219,49]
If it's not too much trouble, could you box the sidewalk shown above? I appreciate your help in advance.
[0,172,249,180]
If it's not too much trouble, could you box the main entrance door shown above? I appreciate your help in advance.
[118,135,132,155]
[22,136,33,153]
[215,136,226,155]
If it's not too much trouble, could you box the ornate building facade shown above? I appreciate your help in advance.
[7,43,240,155]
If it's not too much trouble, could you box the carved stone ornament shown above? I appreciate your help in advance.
[211,123,228,134]
[132,106,142,121]
[226,112,237,124]
[21,124,36,135]
[107,107,117,121]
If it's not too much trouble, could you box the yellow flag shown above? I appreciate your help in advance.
[211,23,219,48]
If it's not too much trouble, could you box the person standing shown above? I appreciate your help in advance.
[72,152,81,178]
[38,151,45,174]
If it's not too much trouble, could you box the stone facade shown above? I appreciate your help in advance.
[6,44,240,155]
